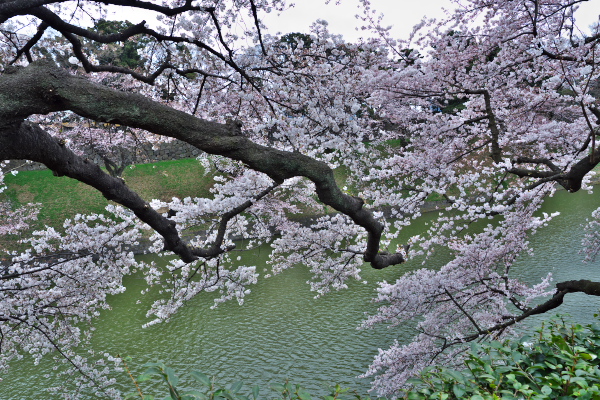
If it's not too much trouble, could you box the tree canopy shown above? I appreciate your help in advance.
[0,0,600,398]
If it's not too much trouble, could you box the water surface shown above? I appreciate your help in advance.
[2,189,600,399]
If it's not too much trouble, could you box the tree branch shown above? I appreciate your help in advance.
[508,151,600,193]
[1,0,213,19]
[26,6,253,86]
[440,279,600,353]
[465,89,502,162]
[9,21,48,64]
[0,60,405,269]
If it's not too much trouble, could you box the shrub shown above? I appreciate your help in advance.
[405,316,600,400]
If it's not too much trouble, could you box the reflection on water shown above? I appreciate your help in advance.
[2,189,600,399]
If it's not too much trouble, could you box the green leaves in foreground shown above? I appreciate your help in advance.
[405,316,600,400]
[123,360,365,400]
[123,316,600,400]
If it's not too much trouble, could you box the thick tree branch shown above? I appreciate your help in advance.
[513,157,562,173]
[0,121,203,262]
[555,279,600,296]
[1,0,213,19]
[0,61,404,269]
[23,6,253,86]
[26,7,150,44]
[439,279,600,353]
[508,152,600,192]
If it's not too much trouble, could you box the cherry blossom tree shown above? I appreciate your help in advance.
[0,1,406,396]
[355,0,600,395]
[0,0,600,398]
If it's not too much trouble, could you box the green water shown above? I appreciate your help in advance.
[2,189,600,399]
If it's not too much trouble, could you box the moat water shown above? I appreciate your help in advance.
[3,188,600,399]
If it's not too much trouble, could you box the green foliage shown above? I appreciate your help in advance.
[279,33,313,50]
[398,48,421,65]
[3,168,108,231]
[440,96,467,114]
[125,318,600,400]
[89,19,147,69]
[404,317,600,399]
[123,360,372,400]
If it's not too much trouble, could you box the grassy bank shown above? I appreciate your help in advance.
[3,158,213,230]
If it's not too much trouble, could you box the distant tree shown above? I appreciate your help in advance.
[280,32,314,50]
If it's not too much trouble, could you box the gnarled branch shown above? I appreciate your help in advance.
[0,60,405,269]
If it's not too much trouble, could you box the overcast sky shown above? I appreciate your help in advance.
[261,0,599,41]
[111,0,599,43]
[261,0,454,42]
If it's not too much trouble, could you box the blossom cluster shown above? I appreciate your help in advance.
[0,0,599,397]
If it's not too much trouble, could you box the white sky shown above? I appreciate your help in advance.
[111,0,599,42]
[261,0,454,42]
[260,0,600,41]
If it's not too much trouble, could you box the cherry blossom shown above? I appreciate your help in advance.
[0,0,599,398]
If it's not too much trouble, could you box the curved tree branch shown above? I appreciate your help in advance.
[439,279,600,353]
[0,0,213,19]
[7,5,256,87]
[0,60,405,269]
[508,151,600,192]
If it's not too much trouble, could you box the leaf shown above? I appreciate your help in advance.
[182,390,207,400]
[191,371,211,386]
[166,367,179,386]
[230,381,244,394]
[541,385,553,395]
[270,384,286,393]
[298,388,312,400]
[445,370,465,384]
[511,351,522,363]
[452,384,465,398]
[252,384,260,400]
[143,366,164,376]
[580,353,597,361]
[138,373,155,383]
[284,382,293,393]
[221,392,235,400]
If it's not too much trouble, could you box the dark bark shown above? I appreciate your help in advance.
[509,153,600,193]
[509,280,600,322]
[0,0,212,22]
[445,279,600,350]
[13,5,255,87]
[0,60,405,268]
[434,279,600,357]
[555,279,600,296]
